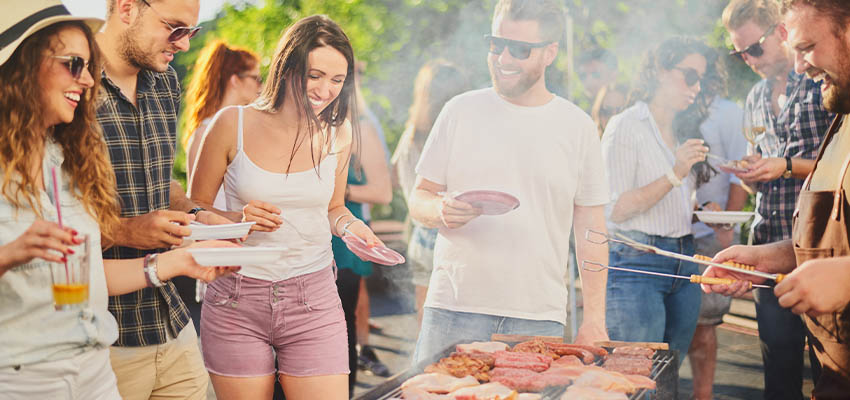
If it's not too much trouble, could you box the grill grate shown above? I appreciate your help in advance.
[353,343,678,400]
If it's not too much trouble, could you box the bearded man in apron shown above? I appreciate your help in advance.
[703,1,850,398]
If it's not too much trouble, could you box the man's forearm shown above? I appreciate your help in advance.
[573,205,608,323]
[409,189,445,229]
[169,179,198,212]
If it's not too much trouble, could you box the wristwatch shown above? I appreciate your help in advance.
[188,207,205,215]
[783,157,793,179]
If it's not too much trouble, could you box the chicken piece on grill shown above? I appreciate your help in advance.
[450,382,518,400]
[424,352,494,381]
[456,341,510,354]
[510,339,558,360]
[400,373,480,394]
[562,385,629,400]
[573,370,636,394]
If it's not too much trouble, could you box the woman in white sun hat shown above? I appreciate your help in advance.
[0,2,239,398]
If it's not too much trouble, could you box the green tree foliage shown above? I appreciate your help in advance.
[174,0,760,220]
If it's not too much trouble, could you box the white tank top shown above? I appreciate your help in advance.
[223,106,337,281]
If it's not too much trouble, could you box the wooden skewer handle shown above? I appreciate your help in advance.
[690,275,753,289]
[694,254,756,271]
[775,273,786,283]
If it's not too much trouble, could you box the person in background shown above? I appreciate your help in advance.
[391,59,470,326]
[602,37,713,365]
[189,15,383,400]
[0,3,237,398]
[720,1,832,397]
[591,83,628,137]
[705,0,850,397]
[331,61,392,393]
[577,48,619,107]
[96,1,236,399]
[409,0,611,363]
[179,39,262,327]
[684,47,748,400]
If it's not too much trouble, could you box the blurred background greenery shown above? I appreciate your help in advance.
[172,0,760,227]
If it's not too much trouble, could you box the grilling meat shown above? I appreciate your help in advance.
[611,345,655,358]
[401,373,480,394]
[450,382,517,399]
[562,385,629,400]
[542,343,597,364]
[493,351,551,372]
[545,342,608,359]
[573,370,636,394]
[456,342,510,354]
[602,354,653,376]
[425,352,494,381]
[488,367,572,392]
[510,339,558,360]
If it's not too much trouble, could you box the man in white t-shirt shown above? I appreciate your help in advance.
[408,0,610,363]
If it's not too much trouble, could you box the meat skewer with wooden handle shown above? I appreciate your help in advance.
[582,261,772,289]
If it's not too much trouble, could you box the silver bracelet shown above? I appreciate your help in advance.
[340,218,361,235]
[144,253,165,288]
[333,214,348,235]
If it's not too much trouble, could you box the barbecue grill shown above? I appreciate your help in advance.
[353,341,678,400]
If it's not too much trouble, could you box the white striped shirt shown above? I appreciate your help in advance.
[601,102,696,237]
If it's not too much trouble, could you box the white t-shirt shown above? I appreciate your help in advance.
[415,88,610,324]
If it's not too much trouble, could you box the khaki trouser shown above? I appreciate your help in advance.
[109,324,207,400]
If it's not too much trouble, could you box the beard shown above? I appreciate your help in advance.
[822,56,850,114]
[119,19,163,73]
[489,60,544,99]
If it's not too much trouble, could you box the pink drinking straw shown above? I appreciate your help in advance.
[50,167,70,282]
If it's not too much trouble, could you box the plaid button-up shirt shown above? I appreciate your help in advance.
[746,72,833,244]
[97,66,191,346]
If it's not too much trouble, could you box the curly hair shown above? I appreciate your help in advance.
[182,40,259,148]
[0,21,120,242]
[254,14,359,175]
[628,37,717,187]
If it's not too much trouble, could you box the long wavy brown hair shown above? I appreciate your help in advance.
[0,21,119,242]
[403,60,469,151]
[254,15,359,176]
[182,40,259,148]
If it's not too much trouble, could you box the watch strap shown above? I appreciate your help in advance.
[188,207,205,215]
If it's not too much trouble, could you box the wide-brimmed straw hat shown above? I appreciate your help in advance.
[0,0,104,67]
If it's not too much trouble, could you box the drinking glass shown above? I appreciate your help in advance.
[51,234,90,310]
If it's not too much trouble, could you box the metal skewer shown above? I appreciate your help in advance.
[585,229,785,282]
[582,261,771,289]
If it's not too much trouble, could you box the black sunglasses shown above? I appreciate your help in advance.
[730,24,777,59]
[51,55,88,80]
[140,0,202,43]
[485,35,551,60]
[674,67,702,87]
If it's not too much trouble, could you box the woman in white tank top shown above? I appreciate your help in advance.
[188,15,382,400]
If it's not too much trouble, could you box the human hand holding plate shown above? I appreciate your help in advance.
[162,240,242,282]
[439,192,483,229]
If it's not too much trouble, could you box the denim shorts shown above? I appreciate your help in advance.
[605,230,701,365]
[200,266,348,378]
[412,307,565,364]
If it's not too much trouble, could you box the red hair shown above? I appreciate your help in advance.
[182,40,259,147]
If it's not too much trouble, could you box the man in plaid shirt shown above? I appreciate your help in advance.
[96,0,232,399]
[724,1,833,398]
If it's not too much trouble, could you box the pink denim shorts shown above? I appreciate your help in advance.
[200,266,349,377]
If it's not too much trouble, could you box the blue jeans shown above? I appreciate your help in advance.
[413,308,565,364]
[606,230,701,366]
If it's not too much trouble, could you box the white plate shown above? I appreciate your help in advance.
[187,247,286,266]
[187,222,255,241]
[694,211,756,224]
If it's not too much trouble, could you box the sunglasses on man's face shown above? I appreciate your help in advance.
[674,67,703,87]
[485,35,551,60]
[730,24,777,60]
[51,55,88,80]
[140,0,202,43]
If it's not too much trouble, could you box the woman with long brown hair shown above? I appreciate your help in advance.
[0,2,237,398]
[189,15,381,399]
[184,40,262,211]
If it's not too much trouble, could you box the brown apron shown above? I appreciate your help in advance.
[792,116,850,399]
